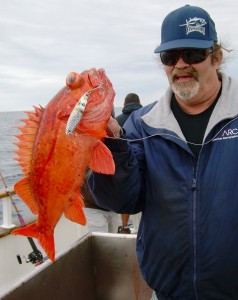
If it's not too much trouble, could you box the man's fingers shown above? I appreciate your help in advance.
[106,117,122,137]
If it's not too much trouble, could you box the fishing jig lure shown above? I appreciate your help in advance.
[66,84,103,135]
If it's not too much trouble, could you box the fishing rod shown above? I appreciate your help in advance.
[0,170,44,265]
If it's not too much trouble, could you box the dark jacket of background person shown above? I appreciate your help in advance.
[81,173,108,211]
[116,93,142,126]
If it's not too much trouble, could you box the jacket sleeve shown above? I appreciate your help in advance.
[88,113,146,214]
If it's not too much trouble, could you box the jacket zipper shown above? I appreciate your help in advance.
[192,177,199,300]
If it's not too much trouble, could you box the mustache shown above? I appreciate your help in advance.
[172,68,199,82]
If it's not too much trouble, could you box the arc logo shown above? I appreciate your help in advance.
[213,128,238,141]
[180,17,206,36]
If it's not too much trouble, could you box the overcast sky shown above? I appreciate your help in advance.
[1,0,238,111]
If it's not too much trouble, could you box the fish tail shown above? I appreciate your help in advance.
[12,223,55,262]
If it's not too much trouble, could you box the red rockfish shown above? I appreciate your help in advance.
[12,68,115,261]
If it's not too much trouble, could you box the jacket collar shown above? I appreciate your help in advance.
[142,72,238,141]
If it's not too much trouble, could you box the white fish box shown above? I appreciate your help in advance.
[1,233,152,300]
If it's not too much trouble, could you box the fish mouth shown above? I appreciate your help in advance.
[64,83,113,135]
[82,99,112,122]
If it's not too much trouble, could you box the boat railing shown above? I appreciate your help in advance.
[0,186,16,229]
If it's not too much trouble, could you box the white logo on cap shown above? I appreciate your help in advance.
[180,17,206,35]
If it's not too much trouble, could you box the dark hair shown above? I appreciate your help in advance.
[124,93,140,106]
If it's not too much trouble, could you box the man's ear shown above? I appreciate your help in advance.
[213,49,223,66]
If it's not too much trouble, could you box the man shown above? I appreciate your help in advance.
[89,5,238,299]
[116,93,142,234]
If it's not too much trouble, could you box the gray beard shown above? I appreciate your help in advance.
[171,80,200,100]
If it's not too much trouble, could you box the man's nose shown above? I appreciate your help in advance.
[175,56,190,68]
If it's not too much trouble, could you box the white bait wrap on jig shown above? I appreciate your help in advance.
[66,84,103,135]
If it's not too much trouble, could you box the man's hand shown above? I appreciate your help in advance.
[106,116,122,138]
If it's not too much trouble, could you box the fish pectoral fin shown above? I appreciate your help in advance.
[88,140,115,175]
[14,177,39,214]
[64,195,86,225]
[12,223,55,262]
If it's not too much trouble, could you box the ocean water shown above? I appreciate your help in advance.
[0,111,33,225]
[0,108,123,225]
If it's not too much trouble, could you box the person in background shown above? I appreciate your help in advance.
[89,5,238,299]
[116,93,142,234]
[81,168,119,233]
[116,93,142,127]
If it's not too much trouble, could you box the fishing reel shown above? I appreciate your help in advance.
[17,249,44,265]
[16,236,45,265]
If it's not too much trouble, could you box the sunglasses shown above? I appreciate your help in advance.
[160,48,213,66]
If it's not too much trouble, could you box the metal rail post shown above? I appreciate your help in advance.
[0,171,15,229]
[1,197,15,228]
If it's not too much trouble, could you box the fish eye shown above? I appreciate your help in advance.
[66,72,84,89]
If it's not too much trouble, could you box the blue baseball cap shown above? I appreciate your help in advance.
[154,5,218,53]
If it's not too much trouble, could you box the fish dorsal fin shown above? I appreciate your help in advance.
[88,140,115,174]
[14,106,44,176]
[14,177,39,214]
